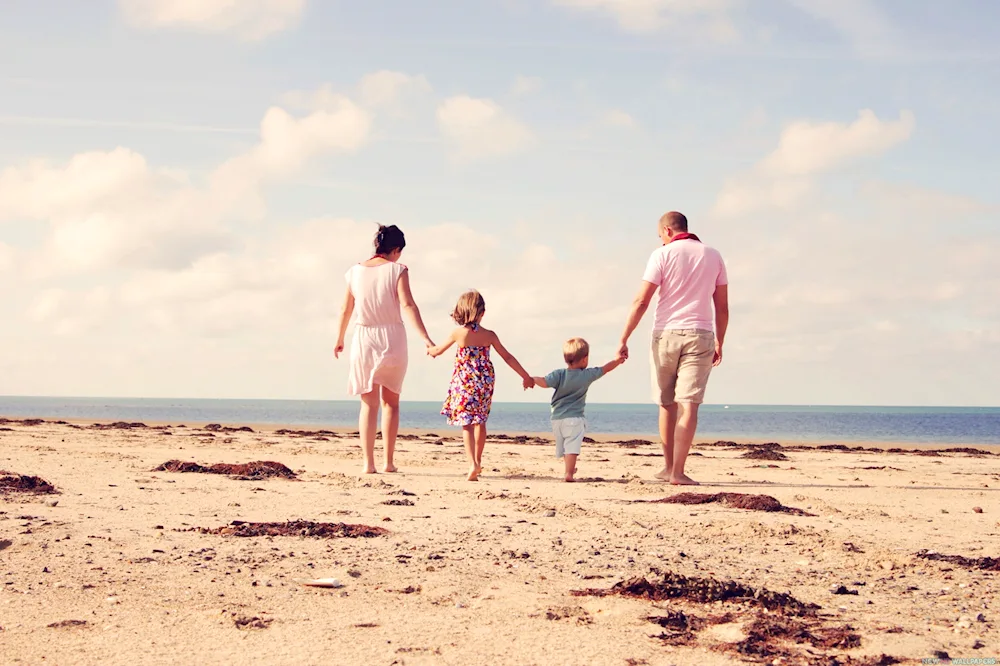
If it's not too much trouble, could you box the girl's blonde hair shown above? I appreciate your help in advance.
[451,290,486,326]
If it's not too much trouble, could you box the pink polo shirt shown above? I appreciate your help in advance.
[642,239,727,331]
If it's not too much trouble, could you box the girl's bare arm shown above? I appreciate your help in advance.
[334,285,355,358]
[428,329,457,358]
[490,332,531,380]
[397,269,434,347]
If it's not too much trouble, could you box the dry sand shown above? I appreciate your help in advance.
[1,419,998,665]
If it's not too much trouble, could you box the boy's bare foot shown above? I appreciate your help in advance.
[384,464,398,473]
[654,468,672,481]
[670,473,699,485]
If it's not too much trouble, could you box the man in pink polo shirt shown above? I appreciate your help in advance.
[617,211,729,485]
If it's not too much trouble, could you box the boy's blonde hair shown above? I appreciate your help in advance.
[563,337,590,365]
[451,290,486,326]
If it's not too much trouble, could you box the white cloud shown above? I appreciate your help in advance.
[552,0,738,39]
[0,148,149,221]
[0,242,14,274]
[511,76,543,96]
[784,0,897,55]
[118,0,305,40]
[760,109,915,176]
[436,96,534,160]
[358,71,432,109]
[713,109,915,217]
[604,109,637,128]
[0,85,372,278]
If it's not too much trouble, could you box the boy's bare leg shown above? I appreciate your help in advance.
[670,402,699,485]
[462,426,479,481]
[380,386,400,472]
[564,453,578,482]
[358,389,380,474]
[474,424,486,477]
[654,403,677,480]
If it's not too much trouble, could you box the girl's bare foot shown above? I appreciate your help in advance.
[670,473,699,485]
[654,468,672,481]
[384,464,398,473]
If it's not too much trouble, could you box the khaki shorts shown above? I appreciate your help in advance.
[650,329,715,406]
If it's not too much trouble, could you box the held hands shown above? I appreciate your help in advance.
[617,340,629,362]
[522,376,534,390]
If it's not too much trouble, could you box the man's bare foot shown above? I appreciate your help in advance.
[670,473,699,485]
[654,468,672,481]
[383,464,398,473]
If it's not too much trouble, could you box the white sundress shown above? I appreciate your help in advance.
[346,262,408,396]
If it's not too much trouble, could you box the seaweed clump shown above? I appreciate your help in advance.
[153,460,296,480]
[648,492,814,516]
[184,520,388,538]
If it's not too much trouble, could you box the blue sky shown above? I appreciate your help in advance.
[1,0,998,406]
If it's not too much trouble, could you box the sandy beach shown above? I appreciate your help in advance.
[1,419,997,665]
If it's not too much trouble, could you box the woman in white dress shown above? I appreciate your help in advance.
[335,225,434,474]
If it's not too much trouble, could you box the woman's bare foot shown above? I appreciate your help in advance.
[467,466,479,481]
[670,473,699,485]
[362,467,378,475]
[654,468,672,481]
[383,464,398,473]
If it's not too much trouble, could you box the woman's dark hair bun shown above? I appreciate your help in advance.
[374,224,406,256]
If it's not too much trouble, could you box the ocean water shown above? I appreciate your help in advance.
[1,397,999,446]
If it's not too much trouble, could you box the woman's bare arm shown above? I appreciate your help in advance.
[397,269,434,348]
[334,285,355,358]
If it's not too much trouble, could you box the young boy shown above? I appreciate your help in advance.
[530,338,624,482]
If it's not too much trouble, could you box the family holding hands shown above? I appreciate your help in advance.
[335,214,729,486]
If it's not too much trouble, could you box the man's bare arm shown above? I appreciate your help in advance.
[618,281,657,360]
[713,284,729,367]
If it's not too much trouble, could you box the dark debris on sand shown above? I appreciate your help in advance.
[183,520,388,538]
[740,448,790,461]
[233,615,272,629]
[47,620,88,629]
[613,439,654,447]
[0,418,45,426]
[0,470,58,495]
[153,460,296,480]
[203,423,254,433]
[645,492,815,516]
[577,571,901,665]
[89,421,150,430]
[916,550,1000,571]
[275,428,339,437]
[488,433,549,444]
[572,570,821,616]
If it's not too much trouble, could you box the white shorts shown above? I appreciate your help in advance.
[552,417,587,458]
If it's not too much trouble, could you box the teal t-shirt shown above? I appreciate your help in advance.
[544,367,605,420]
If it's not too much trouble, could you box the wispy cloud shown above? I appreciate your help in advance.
[0,116,257,135]
[118,0,306,40]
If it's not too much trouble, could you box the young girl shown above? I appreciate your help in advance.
[428,290,533,481]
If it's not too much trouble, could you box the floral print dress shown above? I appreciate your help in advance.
[441,342,496,426]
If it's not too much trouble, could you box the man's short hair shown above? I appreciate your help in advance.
[659,211,688,232]
[563,337,590,365]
